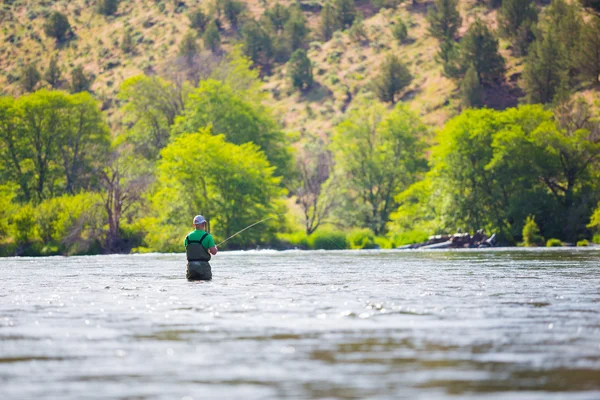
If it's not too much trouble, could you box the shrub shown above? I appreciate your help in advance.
[288,49,313,90]
[98,0,120,16]
[13,205,36,246]
[70,66,93,93]
[278,231,309,248]
[522,215,544,247]
[189,8,208,34]
[374,236,393,249]
[308,229,347,249]
[346,228,376,249]
[593,234,600,244]
[546,238,563,247]
[390,230,429,247]
[577,239,589,247]
[372,54,412,104]
[20,63,41,92]
[44,11,71,41]
[392,19,408,43]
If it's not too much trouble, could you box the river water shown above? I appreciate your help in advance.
[1,249,599,400]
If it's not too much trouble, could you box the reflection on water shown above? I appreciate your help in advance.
[1,248,600,399]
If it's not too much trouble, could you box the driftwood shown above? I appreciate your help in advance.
[399,230,497,250]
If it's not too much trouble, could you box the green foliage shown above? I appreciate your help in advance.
[459,19,506,85]
[577,239,589,246]
[498,0,537,55]
[544,0,583,76]
[319,2,338,42]
[98,0,120,16]
[578,16,600,85]
[265,3,291,32]
[593,234,600,244]
[461,64,483,108]
[44,55,61,88]
[392,19,408,43]
[189,8,208,34]
[283,7,309,53]
[20,63,41,93]
[307,228,347,249]
[70,66,93,93]
[118,75,188,160]
[372,54,413,104]
[173,80,292,178]
[427,0,462,41]
[208,45,263,97]
[523,215,544,246]
[546,238,563,247]
[346,228,376,249]
[349,12,368,43]
[13,204,35,246]
[332,104,428,235]
[145,128,284,250]
[371,0,404,11]
[436,38,460,79]
[179,30,200,64]
[44,11,71,41]
[390,229,430,247]
[203,21,221,53]
[589,203,600,231]
[278,231,309,248]
[241,19,273,69]
[120,29,135,54]
[334,0,356,29]
[222,0,245,30]
[288,49,313,90]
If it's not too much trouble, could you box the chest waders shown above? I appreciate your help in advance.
[186,233,212,280]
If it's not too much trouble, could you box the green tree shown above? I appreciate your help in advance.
[283,7,309,52]
[459,19,505,85]
[118,75,189,160]
[331,104,428,234]
[44,56,61,88]
[203,21,221,53]
[222,0,245,30]
[544,0,583,76]
[579,16,600,85]
[461,64,483,108]
[319,2,338,42]
[497,0,537,55]
[179,30,201,65]
[120,29,135,54]
[241,19,273,69]
[436,38,460,78]
[334,0,356,29]
[188,8,208,34]
[372,54,413,104]
[146,128,285,250]
[173,80,292,178]
[70,66,93,93]
[349,12,368,43]
[392,19,408,43]
[523,30,569,104]
[264,3,290,32]
[44,11,71,41]
[20,63,41,93]
[522,215,544,246]
[427,0,462,41]
[97,0,120,16]
[288,49,313,90]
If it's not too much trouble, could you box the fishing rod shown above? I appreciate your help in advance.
[216,214,283,247]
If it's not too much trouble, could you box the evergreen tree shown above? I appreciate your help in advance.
[44,11,71,41]
[349,12,368,43]
[436,38,460,78]
[579,16,600,85]
[283,7,309,52]
[545,0,583,76]
[70,66,93,93]
[265,3,290,33]
[120,29,135,54]
[222,0,245,30]
[44,56,61,88]
[372,54,413,104]
[459,19,505,85]
[427,0,462,41]
[461,64,483,108]
[203,21,221,53]
[319,2,338,42]
[188,8,208,34]
[497,0,537,55]
[335,0,356,29]
[288,49,313,90]
[523,30,569,104]
[97,0,120,16]
[179,30,200,65]
[241,19,273,68]
[392,19,408,43]
[20,63,41,92]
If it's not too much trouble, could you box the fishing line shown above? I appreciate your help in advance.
[216,214,285,246]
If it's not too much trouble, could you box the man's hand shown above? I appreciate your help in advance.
[209,246,218,255]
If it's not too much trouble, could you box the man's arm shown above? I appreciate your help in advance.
[209,246,218,255]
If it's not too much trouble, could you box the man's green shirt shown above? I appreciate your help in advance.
[184,229,216,249]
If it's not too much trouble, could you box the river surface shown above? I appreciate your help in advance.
[1,249,600,400]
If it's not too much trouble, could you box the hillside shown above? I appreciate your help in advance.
[0,0,574,135]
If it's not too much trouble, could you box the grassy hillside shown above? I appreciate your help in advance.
[0,0,596,135]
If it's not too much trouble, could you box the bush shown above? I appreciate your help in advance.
[13,205,36,246]
[308,229,347,249]
[392,19,408,43]
[288,49,313,90]
[593,234,600,244]
[374,236,392,249]
[390,230,429,247]
[522,215,544,247]
[277,231,309,248]
[546,238,563,247]
[44,11,71,41]
[70,66,93,93]
[346,228,376,249]
[577,239,589,247]
[97,0,120,16]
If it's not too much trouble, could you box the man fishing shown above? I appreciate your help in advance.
[184,215,218,281]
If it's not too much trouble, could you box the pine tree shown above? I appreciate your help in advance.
[579,16,600,85]
[319,2,338,42]
[283,7,309,52]
[436,38,460,78]
[392,19,408,43]
[349,12,368,43]
[545,0,583,76]
[461,64,483,108]
[44,56,61,88]
[288,49,313,90]
[70,66,93,93]
[241,19,273,68]
[189,8,208,34]
[427,0,462,41]
[523,30,569,104]
[372,54,413,104]
[179,30,200,65]
[203,21,221,53]
[98,0,120,16]
[497,0,537,55]
[265,3,290,32]
[120,29,135,54]
[20,63,41,92]
[222,0,245,30]
[44,11,71,41]
[459,19,505,85]
[335,0,356,29]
